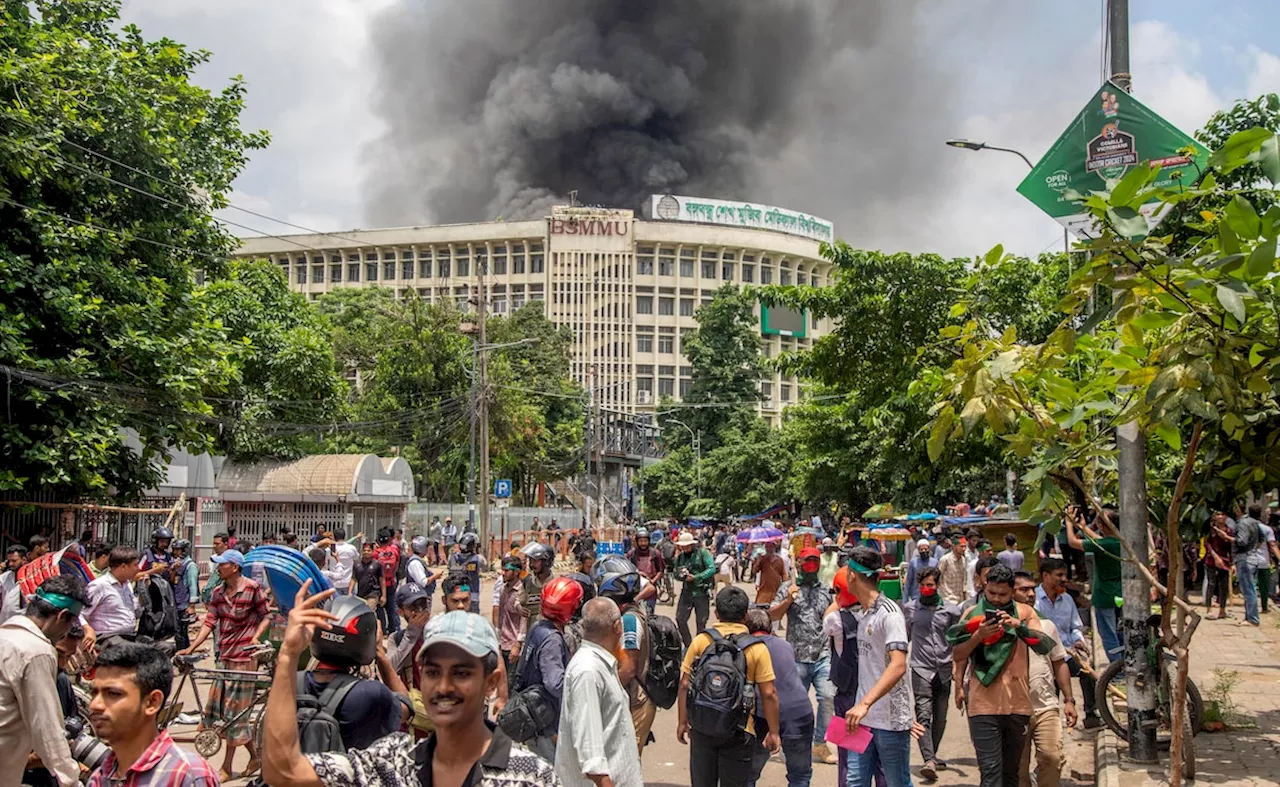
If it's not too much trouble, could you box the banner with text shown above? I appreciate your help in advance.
[649,194,834,243]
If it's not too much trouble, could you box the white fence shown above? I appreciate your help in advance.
[405,503,585,537]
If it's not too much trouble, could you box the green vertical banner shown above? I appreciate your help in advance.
[1017,81,1209,239]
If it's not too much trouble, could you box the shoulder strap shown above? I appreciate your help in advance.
[316,672,360,717]
[705,628,725,645]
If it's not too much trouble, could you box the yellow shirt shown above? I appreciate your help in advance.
[681,622,776,735]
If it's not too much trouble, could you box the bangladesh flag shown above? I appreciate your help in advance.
[946,598,1058,686]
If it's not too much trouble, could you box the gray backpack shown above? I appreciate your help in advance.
[296,673,358,753]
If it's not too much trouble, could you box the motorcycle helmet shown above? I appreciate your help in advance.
[540,576,585,624]
[597,571,642,603]
[310,595,378,668]
[152,527,173,542]
[590,556,638,586]
[459,532,479,552]
[411,535,430,556]
[832,565,860,608]
[634,527,649,541]
[521,542,555,567]
[172,539,191,555]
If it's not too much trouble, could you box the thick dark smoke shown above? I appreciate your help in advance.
[364,0,960,240]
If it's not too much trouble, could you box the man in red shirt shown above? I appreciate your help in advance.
[373,529,403,634]
[178,549,269,782]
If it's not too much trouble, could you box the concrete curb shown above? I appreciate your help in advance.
[1095,727,1122,787]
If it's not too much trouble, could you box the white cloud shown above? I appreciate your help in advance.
[1128,20,1221,136]
[1245,46,1280,99]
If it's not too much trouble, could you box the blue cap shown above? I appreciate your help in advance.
[211,550,246,567]
[422,611,499,658]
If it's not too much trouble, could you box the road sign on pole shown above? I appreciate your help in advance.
[1017,81,1208,240]
[494,479,512,499]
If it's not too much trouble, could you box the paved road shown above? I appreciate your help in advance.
[177,574,1093,786]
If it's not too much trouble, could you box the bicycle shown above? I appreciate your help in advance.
[656,572,675,605]
[164,644,277,759]
[1095,612,1203,779]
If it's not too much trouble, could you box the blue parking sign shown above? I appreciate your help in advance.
[494,479,512,498]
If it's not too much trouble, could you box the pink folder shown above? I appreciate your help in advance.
[824,716,873,753]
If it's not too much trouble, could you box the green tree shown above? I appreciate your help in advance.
[199,259,348,459]
[659,285,762,450]
[315,285,398,381]
[0,0,266,498]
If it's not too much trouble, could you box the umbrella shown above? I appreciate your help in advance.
[17,546,93,596]
[863,503,895,520]
[736,525,785,544]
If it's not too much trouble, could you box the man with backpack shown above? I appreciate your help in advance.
[678,586,780,787]
[673,531,716,648]
[299,595,411,751]
[450,532,489,614]
[517,542,556,635]
[407,536,447,618]
[1233,503,1265,626]
[825,565,863,787]
[507,576,582,763]
[626,528,665,614]
[744,608,815,787]
[373,528,403,634]
[170,538,200,652]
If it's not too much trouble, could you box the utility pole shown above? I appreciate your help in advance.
[468,339,477,531]
[477,250,491,558]
[1108,0,1157,763]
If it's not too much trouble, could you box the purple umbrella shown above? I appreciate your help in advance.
[736,525,785,544]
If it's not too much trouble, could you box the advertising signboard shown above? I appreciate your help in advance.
[649,194,834,243]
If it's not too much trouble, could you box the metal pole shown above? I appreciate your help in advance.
[478,252,491,556]
[468,340,477,529]
[694,431,701,500]
[1108,0,1157,763]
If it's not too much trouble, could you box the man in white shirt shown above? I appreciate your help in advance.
[322,528,359,595]
[85,546,141,647]
[1014,571,1076,787]
[0,574,86,787]
[556,598,642,787]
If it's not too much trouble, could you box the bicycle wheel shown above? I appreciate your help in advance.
[1095,655,1204,750]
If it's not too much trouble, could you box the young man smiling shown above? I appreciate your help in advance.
[263,584,561,787]
[86,643,219,787]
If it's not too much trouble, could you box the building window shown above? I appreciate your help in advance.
[531,253,545,273]
[760,267,773,284]
[762,382,773,399]
[366,263,379,282]
[402,249,415,259]
[348,264,360,282]
[402,261,414,280]
[312,265,324,283]
[637,377,654,393]
[679,298,694,316]
[659,378,675,397]
[658,297,674,316]
[742,264,754,283]
[456,253,470,277]
[679,378,692,398]
[513,252,526,274]
[638,255,654,275]
[701,261,715,278]
[680,259,694,277]
[295,266,307,284]
[781,384,792,402]
[722,263,733,281]
[637,335,653,353]
[658,336,674,354]
[418,260,431,278]
[658,365,676,376]
[365,252,378,262]
[330,264,342,283]
[383,261,396,280]
[636,296,654,315]
[659,256,674,276]
[493,297,508,314]
[493,253,507,275]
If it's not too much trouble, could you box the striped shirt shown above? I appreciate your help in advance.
[203,578,269,662]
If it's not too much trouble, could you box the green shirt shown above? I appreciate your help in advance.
[673,548,716,596]
[1084,536,1122,608]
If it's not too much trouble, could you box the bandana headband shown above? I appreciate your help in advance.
[36,589,84,614]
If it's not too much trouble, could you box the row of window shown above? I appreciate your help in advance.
[633,257,819,286]
[630,378,794,403]
[286,252,548,285]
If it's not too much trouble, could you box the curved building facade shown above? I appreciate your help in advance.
[234,199,834,422]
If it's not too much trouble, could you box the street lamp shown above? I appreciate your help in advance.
[945,138,1068,254]
[664,418,701,500]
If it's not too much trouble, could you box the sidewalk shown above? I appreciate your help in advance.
[1108,597,1280,786]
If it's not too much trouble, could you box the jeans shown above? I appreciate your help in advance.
[1018,708,1063,787]
[749,735,813,787]
[676,587,710,648]
[1260,566,1277,607]
[795,657,836,745]
[970,714,1030,787]
[690,729,754,787]
[174,609,192,652]
[379,586,401,634]
[910,670,950,763]
[847,728,911,787]
[1236,557,1260,624]
[1093,606,1121,662]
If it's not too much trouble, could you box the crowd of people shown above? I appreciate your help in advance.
[1,500,1277,787]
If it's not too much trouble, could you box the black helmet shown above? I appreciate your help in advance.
[561,571,596,617]
[521,542,554,564]
[153,527,174,542]
[597,571,642,603]
[310,596,378,668]
[459,532,479,552]
[172,539,191,554]
[590,556,637,586]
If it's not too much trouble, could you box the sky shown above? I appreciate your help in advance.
[120,0,1280,259]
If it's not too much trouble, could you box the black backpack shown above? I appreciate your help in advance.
[687,629,761,737]
[136,576,177,641]
[296,673,359,754]
[644,614,683,710]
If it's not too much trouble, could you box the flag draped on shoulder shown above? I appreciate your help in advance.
[946,598,1058,686]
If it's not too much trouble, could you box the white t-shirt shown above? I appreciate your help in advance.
[715,553,736,576]
[325,542,359,588]
[407,555,430,586]
[823,608,848,656]
[854,595,913,732]
[1028,619,1069,713]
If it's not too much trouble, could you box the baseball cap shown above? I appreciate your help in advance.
[421,611,499,658]
[799,547,821,561]
[211,550,245,567]
[396,582,430,607]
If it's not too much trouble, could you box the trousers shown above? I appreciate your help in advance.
[748,735,812,787]
[676,588,710,648]
[970,713,1030,787]
[1018,708,1063,787]
[910,670,950,763]
[795,656,835,745]
[1236,557,1260,624]
[690,729,754,787]
[1093,606,1121,662]
[846,728,911,787]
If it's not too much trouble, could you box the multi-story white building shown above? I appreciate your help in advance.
[234,195,835,422]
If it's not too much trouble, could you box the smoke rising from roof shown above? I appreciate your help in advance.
[363,0,959,239]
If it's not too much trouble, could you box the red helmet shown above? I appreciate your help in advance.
[540,576,585,624]
[832,566,859,608]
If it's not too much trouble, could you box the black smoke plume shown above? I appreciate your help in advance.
[364,0,959,237]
